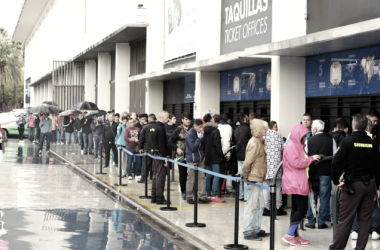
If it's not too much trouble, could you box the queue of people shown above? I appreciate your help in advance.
[16,107,380,249]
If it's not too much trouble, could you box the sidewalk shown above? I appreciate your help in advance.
[49,143,368,250]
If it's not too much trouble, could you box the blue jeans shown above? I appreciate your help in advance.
[77,131,82,144]
[126,147,142,176]
[206,164,220,197]
[351,201,380,233]
[39,132,50,151]
[307,175,332,225]
[28,127,35,142]
[238,161,248,200]
[243,184,264,236]
[65,132,74,152]
[82,133,93,154]
[56,127,63,143]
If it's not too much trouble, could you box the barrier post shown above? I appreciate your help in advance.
[160,156,177,211]
[139,151,151,199]
[224,175,248,250]
[95,142,106,175]
[171,150,175,182]
[115,147,127,187]
[299,218,305,231]
[269,183,277,250]
[186,164,205,228]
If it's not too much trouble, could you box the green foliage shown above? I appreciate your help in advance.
[0,27,24,107]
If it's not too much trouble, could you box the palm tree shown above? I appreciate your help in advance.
[0,28,23,111]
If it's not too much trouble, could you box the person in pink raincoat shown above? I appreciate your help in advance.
[281,124,320,246]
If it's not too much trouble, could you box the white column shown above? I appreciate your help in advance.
[146,0,164,72]
[47,79,53,101]
[271,56,306,136]
[85,60,96,102]
[194,72,220,118]
[44,82,48,102]
[32,87,37,107]
[115,43,130,112]
[145,81,163,115]
[97,52,111,111]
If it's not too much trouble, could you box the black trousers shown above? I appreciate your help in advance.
[141,156,153,181]
[151,159,166,202]
[178,164,187,194]
[330,180,376,250]
[104,141,118,166]
[18,127,24,140]
[291,195,309,224]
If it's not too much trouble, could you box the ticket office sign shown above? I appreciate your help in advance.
[306,45,380,97]
[220,64,271,101]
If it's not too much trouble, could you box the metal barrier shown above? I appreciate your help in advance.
[95,142,106,175]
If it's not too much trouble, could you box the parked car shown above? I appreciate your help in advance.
[1,121,29,138]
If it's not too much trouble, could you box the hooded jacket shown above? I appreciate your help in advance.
[202,122,224,165]
[139,121,156,152]
[185,127,203,163]
[81,118,93,134]
[242,119,267,183]
[234,122,251,161]
[282,124,315,196]
[91,120,104,137]
[218,122,233,157]
[332,130,346,147]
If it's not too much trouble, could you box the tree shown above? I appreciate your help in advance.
[0,28,24,111]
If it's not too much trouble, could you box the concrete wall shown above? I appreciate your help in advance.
[272,0,307,42]
[271,56,306,137]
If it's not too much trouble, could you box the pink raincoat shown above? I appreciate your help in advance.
[282,124,314,196]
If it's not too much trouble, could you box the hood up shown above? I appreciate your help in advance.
[250,119,265,138]
[289,124,310,148]
[203,122,218,135]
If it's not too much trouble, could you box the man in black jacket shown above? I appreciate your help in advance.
[102,114,118,168]
[81,111,93,155]
[305,120,337,230]
[202,121,225,202]
[330,114,380,250]
[234,113,251,201]
[150,111,169,205]
[138,113,156,182]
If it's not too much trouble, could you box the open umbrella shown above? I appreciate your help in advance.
[72,101,98,111]
[0,116,19,125]
[59,110,83,117]
[84,110,107,120]
[30,104,58,115]
[42,101,58,107]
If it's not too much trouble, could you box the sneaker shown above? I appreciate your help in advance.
[282,234,301,246]
[262,208,270,216]
[70,151,75,155]
[113,164,118,169]
[297,236,310,245]
[256,230,270,237]
[210,196,225,203]
[318,224,328,229]
[128,176,133,180]
[136,175,141,181]
[182,193,186,200]
[277,207,288,216]
[305,223,316,229]
[93,156,98,160]
[372,231,380,240]
[104,165,109,169]
[351,231,358,240]
[244,233,262,241]
[206,197,212,201]
[187,199,194,204]
[89,152,94,155]
[198,198,211,203]
[81,150,84,155]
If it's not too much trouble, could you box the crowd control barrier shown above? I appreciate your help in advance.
[96,146,321,250]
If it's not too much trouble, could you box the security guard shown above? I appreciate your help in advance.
[330,114,380,250]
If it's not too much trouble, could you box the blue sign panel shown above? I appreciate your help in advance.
[220,64,271,101]
[184,75,195,103]
[306,45,380,97]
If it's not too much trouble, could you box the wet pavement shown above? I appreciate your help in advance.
[0,140,191,250]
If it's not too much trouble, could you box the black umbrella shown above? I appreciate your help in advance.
[72,101,99,111]
[42,101,58,107]
[30,104,58,115]
[84,110,107,120]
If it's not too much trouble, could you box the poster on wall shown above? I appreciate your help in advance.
[306,45,380,97]
[184,75,195,103]
[221,0,272,55]
[165,0,197,61]
[220,64,271,101]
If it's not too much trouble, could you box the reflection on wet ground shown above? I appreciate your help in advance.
[1,141,60,165]
[0,140,183,250]
[0,209,181,250]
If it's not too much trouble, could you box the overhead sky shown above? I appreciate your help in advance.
[0,0,24,37]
